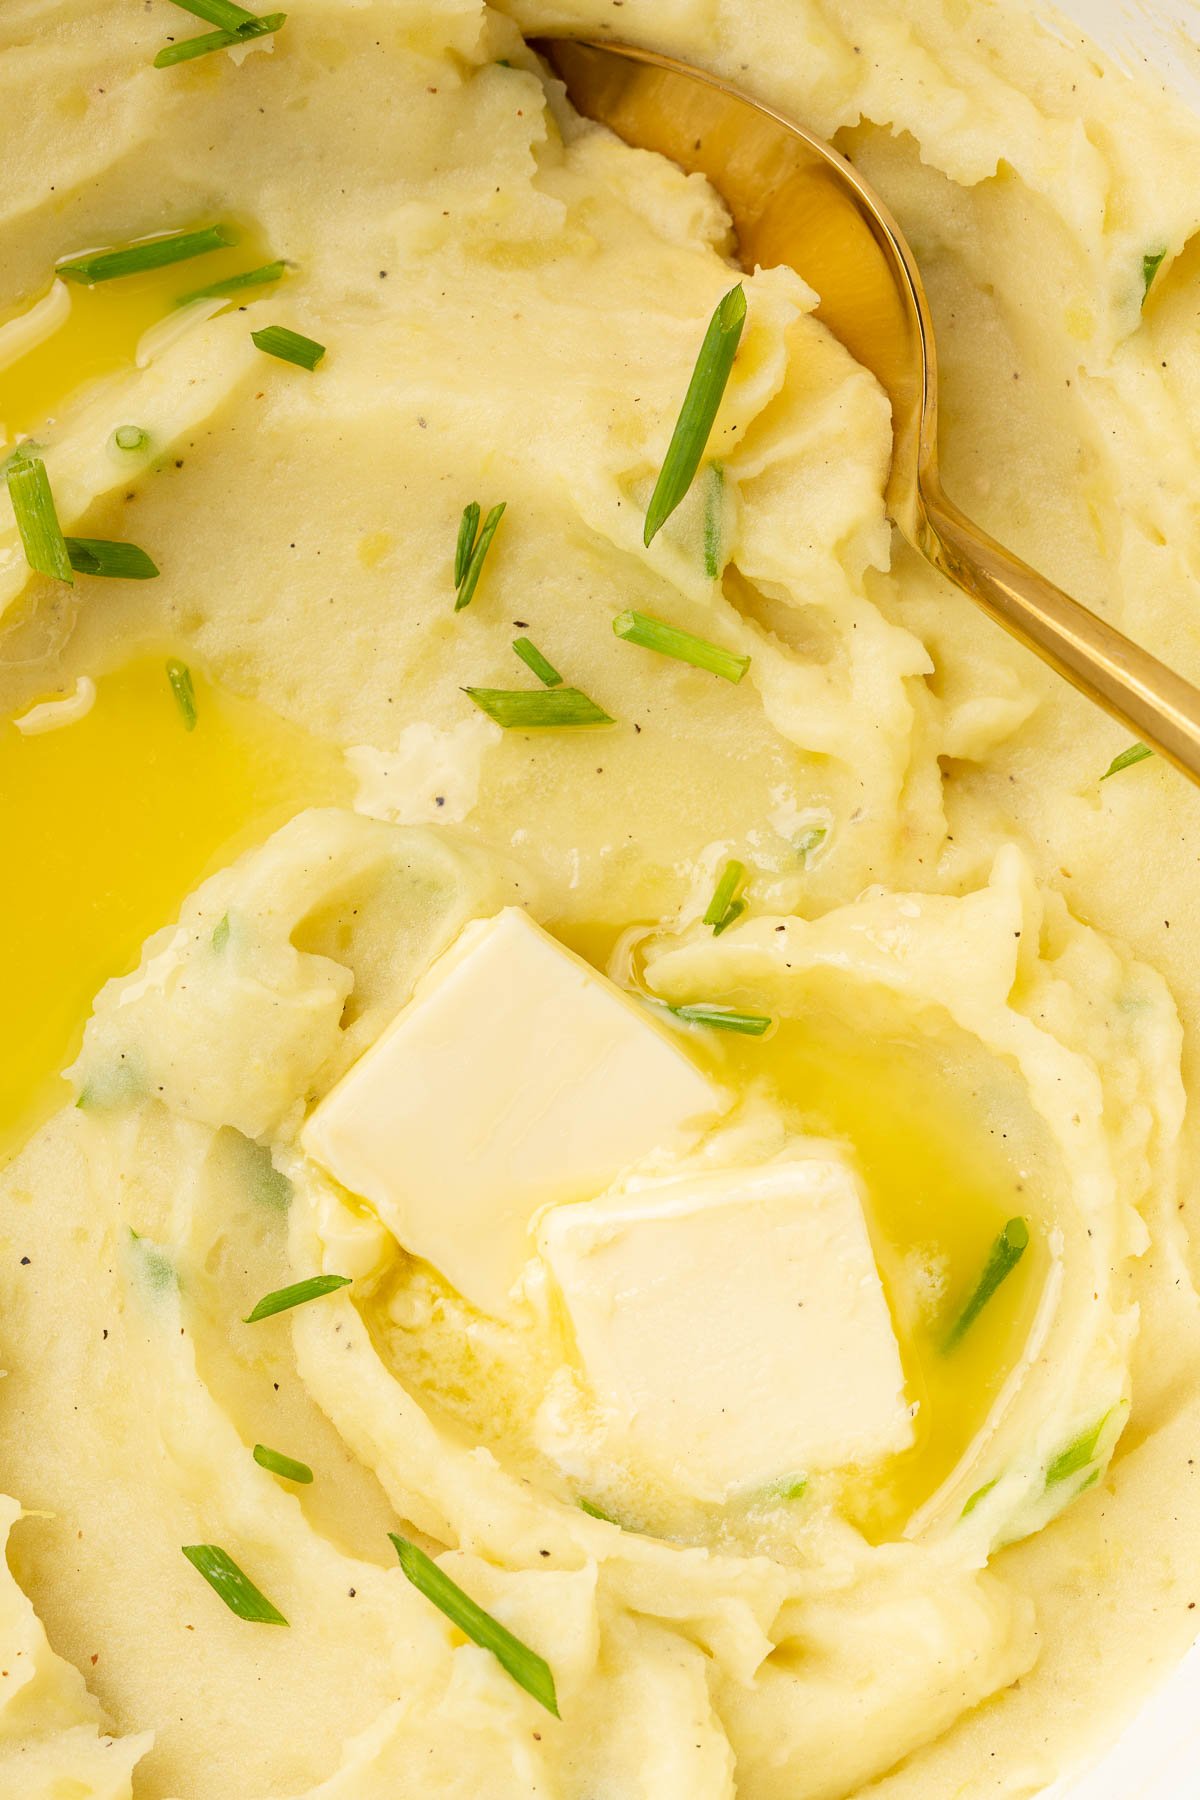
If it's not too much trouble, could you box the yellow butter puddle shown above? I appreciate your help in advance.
[0,221,276,447]
[0,652,347,1164]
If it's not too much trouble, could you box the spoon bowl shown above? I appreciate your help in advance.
[539,37,1200,786]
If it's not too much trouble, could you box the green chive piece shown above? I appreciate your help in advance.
[169,0,258,29]
[941,1218,1029,1352]
[1046,1413,1111,1488]
[703,461,724,579]
[668,1003,771,1036]
[644,284,747,547]
[454,501,506,611]
[711,899,744,937]
[613,609,749,684]
[1101,741,1153,780]
[165,658,198,730]
[463,686,613,728]
[66,537,159,580]
[181,1544,288,1624]
[6,454,73,583]
[511,637,563,687]
[58,224,236,285]
[129,1228,176,1292]
[211,912,231,951]
[1142,249,1167,299]
[154,11,285,65]
[253,1443,313,1484]
[960,1477,999,1518]
[758,1473,808,1502]
[244,1273,352,1322]
[577,1497,618,1524]
[454,501,480,588]
[251,323,324,369]
[112,424,150,453]
[175,259,287,307]
[388,1533,559,1717]
[796,825,827,863]
[703,859,745,931]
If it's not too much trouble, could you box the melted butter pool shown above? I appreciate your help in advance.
[0,652,347,1163]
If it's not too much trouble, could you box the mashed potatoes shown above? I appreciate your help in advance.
[3,1,1200,1795]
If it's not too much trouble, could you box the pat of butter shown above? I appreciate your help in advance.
[301,907,728,1317]
[539,1152,913,1500]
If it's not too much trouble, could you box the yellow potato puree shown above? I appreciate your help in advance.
[2,1,1200,1795]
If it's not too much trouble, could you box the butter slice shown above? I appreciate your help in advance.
[301,907,727,1317]
[539,1153,913,1500]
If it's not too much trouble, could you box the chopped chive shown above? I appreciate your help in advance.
[703,859,745,931]
[455,501,506,611]
[961,1477,999,1518]
[211,912,231,951]
[58,224,236,285]
[154,11,285,65]
[181,1544,288,1624]
[761,1474,808,1502]
[577,1497,618,1523]
[253,1443,313,1484]
[251,322,324,369]
[66,537,159,580]
[169,0,258,28]
[1046,1413,1111,1487]
[112,424,150,452]
[613,609,749,683]
[165,658,198,730]
[244,1273,352,1322]
[941,1218,1029,1352]
[175,259,287,307]
[6,453,73,583]
[511,637,563,687]
[464,686,613,728]
[1142,248,1167,299]
[703,461,724,578]
[668,1003,771,1036]
[795,825,827,863]
[711,899,744,937]
[454,501,481,588]
[1101,741,1153,780]
[644,284,746,547]
[388,1534,559,1717]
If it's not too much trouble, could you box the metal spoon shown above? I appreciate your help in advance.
[539,37,1200,785]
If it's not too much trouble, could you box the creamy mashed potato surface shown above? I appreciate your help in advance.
[3,1,1200,1795]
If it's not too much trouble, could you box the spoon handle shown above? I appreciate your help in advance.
[917,482,1200,785]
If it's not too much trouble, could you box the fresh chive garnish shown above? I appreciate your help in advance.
[960,1477,999,1518]
[211,912,231,951]
[511,637,563,687]
[712,900,744,936]
[1142,249,1167,299]
[253,1443,313,1484]
[168,0,258,28]
[1045,1413,1110,1487]
[244,1273,352,1322]
[388,1534,559,1717]
[464,686,613,728]
[796,825,827,862]
[155,12,285,65]
[613,609,749,684]
[175,259,287,307]
[454,501,480,589]
[181,1544,288,1624]
[6,453,73,583]
[668,1003,771,1036]
[1101,741,1153,780]
[644,284,746,547]
[58,224,236,285]
[251,323,324,369]
[703,461,724,579]
[577,1497,618,1523]
[454,501,506,611]
[66,537,159,580]
[761,1474,808,1502]
[941,1218,1029,1352]
[112,424,150,452]
[703,859,745,933]
[165,658,198,730]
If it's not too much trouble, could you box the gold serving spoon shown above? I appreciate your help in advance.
[539,37,1200,784]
